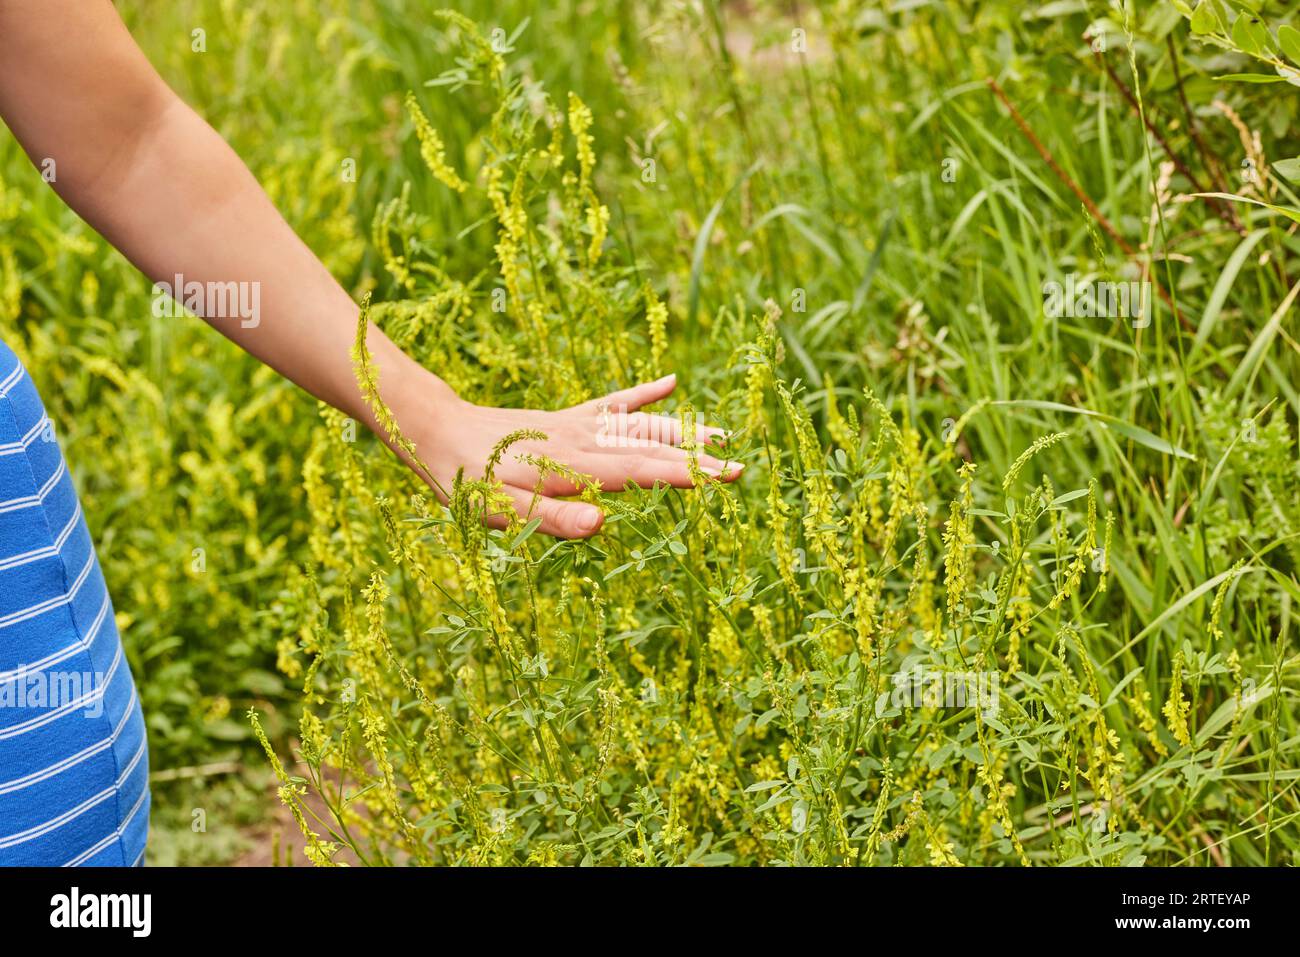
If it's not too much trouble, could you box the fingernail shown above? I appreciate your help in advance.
[701,466,722,478]
[725,461,745,474]
[578,505,603,532]
[655,373,677,386]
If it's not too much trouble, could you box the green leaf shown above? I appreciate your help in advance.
[1212,72,1287,83]
[1104,667,1145,708]
[1104,566,1259,665]
[1193,191,1300,225]
[1279,24,1300,63]
[1049,488,1092,507]
[687,160,762,326]
[1190,0,1221,34]
[242,670,285,696]
[1274,157,1300,184]
[1230,13,1267,56]
[992,400,1196,460]
[1191,228,1268,356]
[507,517,543,550]
[1026,0,1087,18]
[1227,277,1300,397]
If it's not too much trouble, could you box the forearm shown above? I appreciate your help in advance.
[0,0,447,444]
[70,96,449,429]
[0,0,737,539]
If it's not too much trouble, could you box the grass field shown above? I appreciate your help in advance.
[3,0,1300,865]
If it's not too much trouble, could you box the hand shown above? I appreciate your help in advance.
[407,372,742,539]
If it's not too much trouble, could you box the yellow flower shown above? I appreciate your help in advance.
[568,92,596,187]
[644,286,669,373]
[942,461,977,626]
[586,200,610,265]
[405,92,467,193]
[1163,651,1193,748]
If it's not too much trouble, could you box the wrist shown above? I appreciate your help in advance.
[349,323,463,476]
[385,357,462,455]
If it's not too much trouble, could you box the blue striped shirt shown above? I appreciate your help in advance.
[0,338,149,866]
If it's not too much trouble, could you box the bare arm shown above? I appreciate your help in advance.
[0,0,737,537]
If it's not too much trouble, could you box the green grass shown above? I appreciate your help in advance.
[2,0,1299,864]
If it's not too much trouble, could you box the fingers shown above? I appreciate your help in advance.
[477,447,745,541]
[616,412,683,446]
[530,446,737,497]
[571,374,730,448]
[576,373,677,414]
[616,413,729,448]
[578,446,744,491]
[487,484,606,539]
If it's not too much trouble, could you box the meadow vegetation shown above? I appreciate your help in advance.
[2,0,1299,865]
